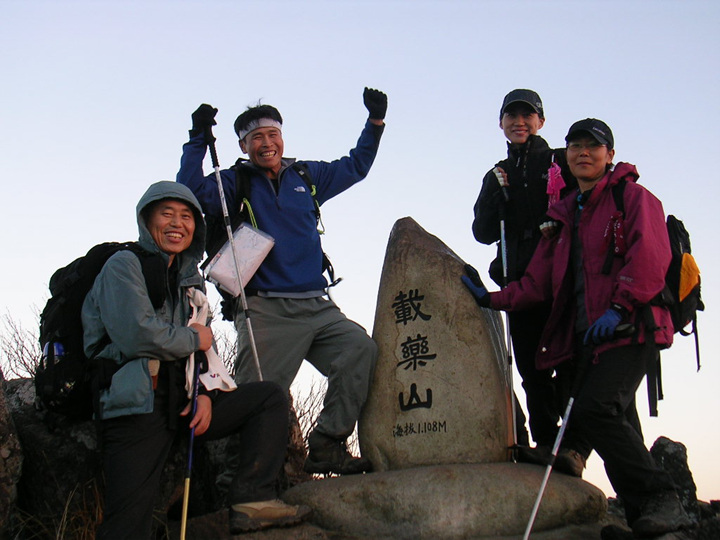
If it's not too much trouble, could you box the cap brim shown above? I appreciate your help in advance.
[565,129,609,146]
[502,100,541,115]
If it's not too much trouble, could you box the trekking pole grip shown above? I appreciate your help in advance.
[205,128,220,168]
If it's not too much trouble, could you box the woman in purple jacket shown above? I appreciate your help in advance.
[463,119,691,537]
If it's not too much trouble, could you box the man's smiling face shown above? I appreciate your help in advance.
[240,126,284,178]
[146,199,195,265]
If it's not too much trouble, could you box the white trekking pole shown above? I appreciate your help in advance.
[206,129,263,381]
[493,167,517,454]
[522,324,634,539]
[522,390,574,540]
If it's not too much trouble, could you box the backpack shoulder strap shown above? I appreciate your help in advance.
[291,162,323,231]
[611,177,626,215]
[232,158,253,202]
[601,179,628,275]
[124,243,167,309]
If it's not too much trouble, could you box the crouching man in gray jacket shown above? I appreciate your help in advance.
[82,181,311,539]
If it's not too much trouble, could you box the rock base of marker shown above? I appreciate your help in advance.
[359,217,513,471]
[282,463,608,539]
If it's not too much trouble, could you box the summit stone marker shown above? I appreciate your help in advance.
[359,217,513,471]
[283,217,608,538]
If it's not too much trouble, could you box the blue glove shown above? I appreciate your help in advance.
[462,264,491,308]
[584,308,623,345]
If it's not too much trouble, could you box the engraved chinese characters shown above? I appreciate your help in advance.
[359,218,513,471]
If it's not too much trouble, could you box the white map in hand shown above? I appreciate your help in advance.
[204,224,275,296]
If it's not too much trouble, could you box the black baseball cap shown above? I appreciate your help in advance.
[499,89,544,120]
[565,118,614,150]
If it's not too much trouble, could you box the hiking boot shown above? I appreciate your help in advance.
[304,430,372,475]
[228,499,312,534]
[631,490,692,537]
[553,448,586,477]
[515,445,552,466]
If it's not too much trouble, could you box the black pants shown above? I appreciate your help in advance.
[509,306,559,446]
[559,343,676,514]
[97,381,288,540]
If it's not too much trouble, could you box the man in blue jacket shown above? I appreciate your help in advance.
[177,87,387,475]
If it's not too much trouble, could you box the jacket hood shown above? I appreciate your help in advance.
[606,161,639,187]
[136,181,206,265]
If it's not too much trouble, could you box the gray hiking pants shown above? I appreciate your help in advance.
[234,295,377,439]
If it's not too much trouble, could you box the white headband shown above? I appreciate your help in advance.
[238,118,283,141]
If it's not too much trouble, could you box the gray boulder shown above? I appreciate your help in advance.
[283,462,607,539]
[360,217,512,471]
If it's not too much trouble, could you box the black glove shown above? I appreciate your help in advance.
[363,87,387,120]
[462,264,491,308]
[190,104,218,136]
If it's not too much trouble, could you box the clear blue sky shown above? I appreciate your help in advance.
[1,0,718,501]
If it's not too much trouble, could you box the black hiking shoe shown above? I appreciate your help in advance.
[304,430,372,475]
[515,445,552,466]
[553,448,586,477]
[228,499,312,534]
[631,490,692,537]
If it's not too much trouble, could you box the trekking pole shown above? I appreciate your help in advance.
[522,323,635,539]
[522,377,577,540]
[180,353,203,540]
[494,167,517,456]
[205,129,263,381]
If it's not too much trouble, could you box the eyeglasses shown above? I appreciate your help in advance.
[567,141,606,152]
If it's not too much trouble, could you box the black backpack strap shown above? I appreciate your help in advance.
[602,179,627,275]
[125,243,167,309]
[611,177,626,215]
[292,161,323,232]
[233,160,255,224]
[693,316,701,371]
[641,304,663,417]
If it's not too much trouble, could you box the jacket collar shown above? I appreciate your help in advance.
[506,134,551,161]
[548,161,639,224]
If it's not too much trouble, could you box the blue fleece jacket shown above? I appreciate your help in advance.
[177,120,383,293]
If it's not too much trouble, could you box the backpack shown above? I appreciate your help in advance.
[202,160,339,321]
[606,180,704,415]
[36,242,166,421]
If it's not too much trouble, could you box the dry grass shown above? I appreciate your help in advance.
[1,311,40,379]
